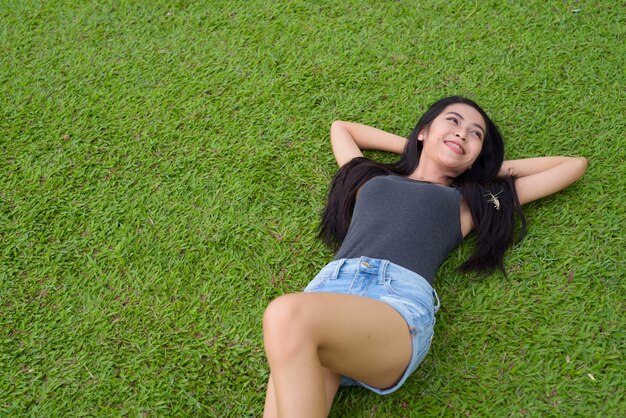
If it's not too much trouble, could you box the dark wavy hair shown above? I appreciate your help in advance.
[319,96,526,275]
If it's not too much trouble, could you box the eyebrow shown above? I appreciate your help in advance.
[445,112,485,135]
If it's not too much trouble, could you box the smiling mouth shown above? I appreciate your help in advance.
[444,141,465,154]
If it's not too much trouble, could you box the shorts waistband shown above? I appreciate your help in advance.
[328,257,440,313]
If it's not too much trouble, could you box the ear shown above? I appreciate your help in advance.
[417,127,427,141]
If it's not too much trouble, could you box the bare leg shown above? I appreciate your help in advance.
[263,292,412,418]
[263,369,340,418]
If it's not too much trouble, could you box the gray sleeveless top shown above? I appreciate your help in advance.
[334,175,463,283]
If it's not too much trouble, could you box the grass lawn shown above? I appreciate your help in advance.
[1,0,624,416]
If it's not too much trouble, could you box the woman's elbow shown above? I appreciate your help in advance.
[331,120,345,130]
[572,156,588,179]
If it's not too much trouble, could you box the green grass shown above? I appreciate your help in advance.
[1,0,624,416]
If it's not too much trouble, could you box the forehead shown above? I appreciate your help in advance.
[441,103,486,129]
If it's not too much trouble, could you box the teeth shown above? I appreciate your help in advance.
[446,141,463,153]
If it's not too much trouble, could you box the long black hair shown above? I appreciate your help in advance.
[319,96,526,275]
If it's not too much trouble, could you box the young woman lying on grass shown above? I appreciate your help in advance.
[262,96,587,417]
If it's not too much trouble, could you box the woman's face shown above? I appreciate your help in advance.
[419,103,487,176]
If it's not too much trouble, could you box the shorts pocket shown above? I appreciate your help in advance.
[384,275,407,297]
[384,276,434,313]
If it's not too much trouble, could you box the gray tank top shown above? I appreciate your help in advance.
[334,175,463,283]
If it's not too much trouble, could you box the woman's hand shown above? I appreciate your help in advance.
[330,121,407,167]
[501,157,588,205]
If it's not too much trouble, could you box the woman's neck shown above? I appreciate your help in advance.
[408,161,454,186]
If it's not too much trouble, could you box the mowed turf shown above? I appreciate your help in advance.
[0,0,624,416]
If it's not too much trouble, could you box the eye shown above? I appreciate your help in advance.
[472,130,483,139]
[446,117,459,125]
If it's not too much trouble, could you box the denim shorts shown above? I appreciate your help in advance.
[303,256,440,395]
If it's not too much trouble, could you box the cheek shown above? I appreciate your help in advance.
[473,140,485,154]
[469,144,483,161]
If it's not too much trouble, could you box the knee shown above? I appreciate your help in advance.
[263,294,309,339]
[263,294,315,360]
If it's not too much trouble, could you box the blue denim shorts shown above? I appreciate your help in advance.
[303,256,440,395]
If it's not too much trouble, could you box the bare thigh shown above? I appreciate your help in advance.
[264,291,413,389]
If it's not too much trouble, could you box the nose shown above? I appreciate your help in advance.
[455,131,467,141]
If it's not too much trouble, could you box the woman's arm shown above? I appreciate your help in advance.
[501,157,588,205]
[330,121,407,167]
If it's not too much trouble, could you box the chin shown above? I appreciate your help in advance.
[440,157,468,172]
